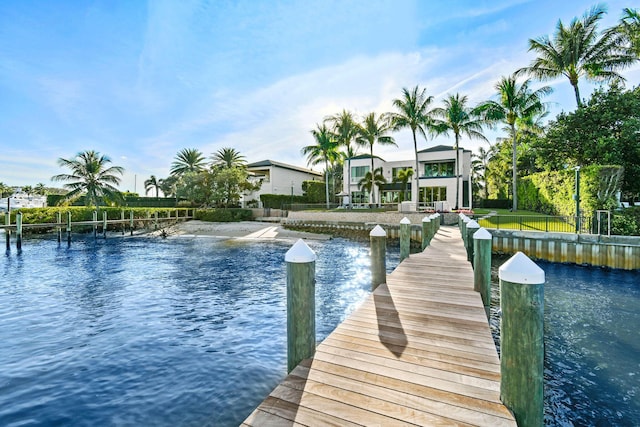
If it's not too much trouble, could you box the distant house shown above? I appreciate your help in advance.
[243,160,323,207]
[343,145,473,211]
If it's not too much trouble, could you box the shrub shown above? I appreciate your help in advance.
[193,209,252,222]
[612,207,640,236]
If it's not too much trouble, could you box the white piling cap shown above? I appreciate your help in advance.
[467,219,480,229]
[473,227,492,240]
[462,216,471,223]
[369,225,387,237]
[400,217,411,224]
[285,239,317,263]
[422,216,431,223]
[499,252,545,284]
[458,213,466,218]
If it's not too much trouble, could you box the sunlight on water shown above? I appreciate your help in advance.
[490,257,640,426]
[1,235,399,427]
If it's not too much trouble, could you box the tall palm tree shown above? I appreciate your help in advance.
[432,93,488,210]
[391,85,437,206]
[476,76,551,211]
[518,5,635,107]
[212,147,246,169]
[170,148,206,176]
[325,110,359,207]
[301,123,339,209]
[51,150,124,207]
[144,175,161,198]
[358,167,386,203]
[356,112,396,205]
[471,146,494,200]
[159,176,178,199]
[612,8,640,57]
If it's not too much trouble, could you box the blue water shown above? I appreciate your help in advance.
[491,258,640,426]
[0,235,399,427]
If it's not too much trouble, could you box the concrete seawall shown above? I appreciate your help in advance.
[491,229,640,270]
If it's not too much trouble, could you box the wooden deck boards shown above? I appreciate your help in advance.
[243,225,516,426]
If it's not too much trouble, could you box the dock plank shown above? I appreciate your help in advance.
[243,225,516,426]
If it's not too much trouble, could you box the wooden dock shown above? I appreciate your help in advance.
[243,225,516,426]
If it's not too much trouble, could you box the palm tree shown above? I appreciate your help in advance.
[358,167,386,204]
[432,93,489,210]
[301,123,339,209]
[0,182,10,198]
[355,112,396,206]
[170,148,206,176]
[471,146,494,200]
[391,86,437,206]
[159,176,178,199]
[51,150,124,207]
[144,175,161,198]
[325,110,359,207]
[393,168,414,203]
[518,5,635,107]
[212,147,246,169]
[611,8,640,57]
[34,183,47,196]
[476,76,551,211]
[22,185,33,196]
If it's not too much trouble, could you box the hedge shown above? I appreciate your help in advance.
[260,194,307,209]
[47,195,183,208]
[193,209,252,222]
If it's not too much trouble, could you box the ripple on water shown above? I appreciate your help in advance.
[1,235,399,426]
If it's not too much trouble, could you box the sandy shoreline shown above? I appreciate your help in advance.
[156,220,332,241]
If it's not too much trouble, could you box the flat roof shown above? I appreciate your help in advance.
[246,159,323,176]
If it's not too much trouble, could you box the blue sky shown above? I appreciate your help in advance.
[1,0,638,193]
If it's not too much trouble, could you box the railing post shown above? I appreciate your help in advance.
[103,211,107,239]
[466,220,480,263]
[121,209,125,235]
[56,211,61,244]
[370,225,387,290]
[499,252,545,427]
[400,217,411,261]
[285,239,317,373]
[421,216,431,250]
[130,210,134,236]
[16,212,22,251]
[473,228,492,318]
[93,210,98,239]
[4,212,10,251]
[66,211,72,246]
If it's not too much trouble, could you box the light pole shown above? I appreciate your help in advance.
[574,166,581,233]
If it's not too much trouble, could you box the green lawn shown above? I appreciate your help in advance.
[474,212,579,233]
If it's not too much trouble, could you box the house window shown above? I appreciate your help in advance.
[351,190,369,204]
[424,161,455,177]
[391,167,413,179]
[351,166,369,181]
[420,187,447,203]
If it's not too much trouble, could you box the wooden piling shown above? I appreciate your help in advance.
[285,239,317,373]
[154,212,158,230]
[130,210,134,236]
[93,211,98,239]
[56,211,61,244]
[465,219,480,263]
[473,227,492,317]
[421,216,431,250]
[103,211,107,238]
[370,225,387,290]
[400,217,410,261]
[16,212,22,251]
[4,212,10,251]
[499,252,545,427]
[66,211,72,246]
[121,210,125,235]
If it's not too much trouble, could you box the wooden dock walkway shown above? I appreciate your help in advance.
[243,225,516,426]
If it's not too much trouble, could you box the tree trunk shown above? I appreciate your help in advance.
[325,159,330,209]
[572,82,582,108]
[412,129,419,208]
[455,134,460,210]
[347,156,352,209]
[511,123,518,212]
[370,147,376,206]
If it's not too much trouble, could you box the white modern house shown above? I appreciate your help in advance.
[243,160,323,207]
[343,145,473,211]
